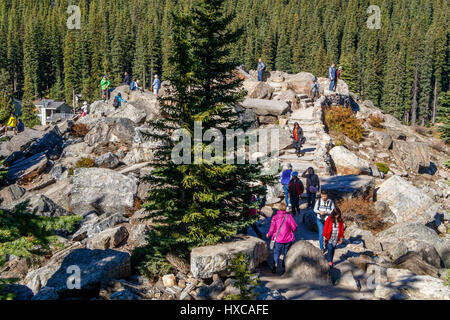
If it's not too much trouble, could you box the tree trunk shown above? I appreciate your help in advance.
[432,78,438,124]
[411,66,419,125]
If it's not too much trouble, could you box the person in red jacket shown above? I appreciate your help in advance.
[288,172,304,216]
[323,207,345,268]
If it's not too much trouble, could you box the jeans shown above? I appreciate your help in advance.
[273,242,292,268]
[316,218,325,250]
[307,191,316,208]
[282,184,289,206]
[291,196,300,215]
[329,80,336,91]
[326,242,336,264]
[258,70,263,82]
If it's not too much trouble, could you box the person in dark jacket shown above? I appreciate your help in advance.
[334,66,342,91]
[323,207,344,268]
[302,167,320,209]
[311,77,320,101]
[288,172,304,216]
[123,72,131,86]
[292,122,304,157]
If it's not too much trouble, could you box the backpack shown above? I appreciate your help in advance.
[317,199,334,221]
[113,96,119,108]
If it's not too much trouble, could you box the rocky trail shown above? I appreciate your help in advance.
[1,69,449,301]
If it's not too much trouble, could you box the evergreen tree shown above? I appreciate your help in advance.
[0,90,13,124]
[137,0,273,276]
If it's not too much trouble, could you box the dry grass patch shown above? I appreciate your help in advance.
[339,197,389,233]
[71,123,89,137]
[367,114,384,128]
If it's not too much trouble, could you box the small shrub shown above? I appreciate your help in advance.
[224,253,259,300]
[376,163,389,175]
[324,106,364,143]
[71,123,89,137]
[367,114,384,128]
[74,157,95,169]
[444,160,450,169]
[445,270,450,287]
[334,137,346,147]
[338,197,389,233]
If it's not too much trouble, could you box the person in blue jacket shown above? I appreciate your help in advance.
[152,75,161,95]
[113,93,127,109]
[279,163,293,207]
[329,63,336,92]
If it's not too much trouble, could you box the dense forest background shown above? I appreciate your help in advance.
[0,0,448,125]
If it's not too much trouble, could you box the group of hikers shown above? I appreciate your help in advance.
[1,113,25,136]
[248,164,344,275]
[81,72,163,117]
[99,72,162,103]
[251,58,342,94]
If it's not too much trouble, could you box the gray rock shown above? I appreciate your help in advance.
[241,98,290,116]
[72,213,125,241]
[374,132,393,150]
[285,241,331,285]
[392,140,430,173]
[5,152,48,183]
[5,128,46,153]
[70,168,137,215]
[329,146,370,175]
[109,289,140,300]
[32,287,59,300]
[8,194,70,218]
[110,103,147,124]
[84,118,136,149]
[45,248,131,298]
[87,226,129,250]
[376,176,441,224]
[95,152,120,169]
[190,236,268,279]
[0,284,34,300]
[321,175,375,200]
[0,184,26,205]
[127,224,149,248]
[377,223,449,268]
[51,164,68,181]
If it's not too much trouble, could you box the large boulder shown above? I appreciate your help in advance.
[285,72,315,95]
[190,236,268,279]
[5,152,48,183]
[0,184,26,205]
[274,89,301,110]
[285,241,331,285]
[44,249,131,298]
[95,152,120,169]
[87,226,129,250]
[7,194,70,217]
[110,103,147,124]
[321,175,375,200]
[377,222,449,268]
[243,80,274,99]
[373,132,393,150]
[241,99,290,117]
[72,213,125,241]
[70,168,138,215]
[376,175,441,224]
[388,274,450,300]
[385,239,442,269]
[89,100,116,116]
[329,146,370,175]
[5,128,46,153]
[392,140,430,173]
[84,118,136,149]
[392,252,440,278]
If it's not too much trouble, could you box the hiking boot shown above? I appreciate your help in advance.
[321,248,327,254]
[271,266,277,274]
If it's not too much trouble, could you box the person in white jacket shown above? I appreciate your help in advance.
[314,190,336,253]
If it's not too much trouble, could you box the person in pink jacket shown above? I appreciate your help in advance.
[266,203,298,274]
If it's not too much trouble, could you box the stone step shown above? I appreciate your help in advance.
[279,154,315,162]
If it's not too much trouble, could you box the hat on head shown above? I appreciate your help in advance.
[83,101,88,105]
[292,171,299,177]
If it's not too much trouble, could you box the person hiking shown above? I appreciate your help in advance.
[302,167,320,209]
[311,77,320,101]
[267,203,298,275]
[152,75,161,95]
[17,119,25,133]
[292,122,304,158]
[5,113,17,136]
[328,63,336,92]
[100,75,111,101]
[244,194,264,239]
[323,207,344,268]
[123,72,131,86]
[334,66,342,91]
[257,58,266,82]
[130,79,141,91]
[279,163,293,208]
[314,190,336,253]
[113,92,127,109]
[288,172,304,216]
[81,101,88,117]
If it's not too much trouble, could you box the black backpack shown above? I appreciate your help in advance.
[113,96,119,108]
